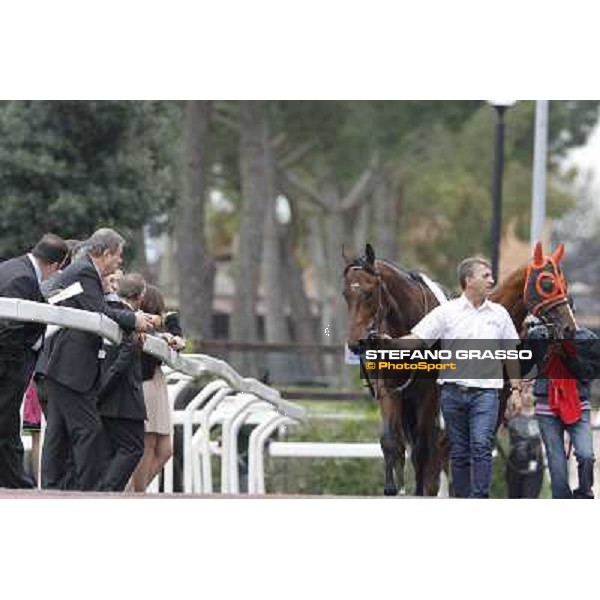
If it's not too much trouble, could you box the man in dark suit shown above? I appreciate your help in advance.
[97,272,147,491]
[41,228,152,491]
[0,233,69,488]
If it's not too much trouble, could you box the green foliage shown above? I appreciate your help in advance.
[266,412,385,496]
[392,102,596,285]
[211,101,242,205]
[203,101,598,288]
[2,99,595,285]
[0,101,178,259]
[264,402,550,497]
[277,101,483,188]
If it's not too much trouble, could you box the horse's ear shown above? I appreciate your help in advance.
[552,243,565,264]
[365,243,376,265]
[342,244,352,266]
[532,241,544,267]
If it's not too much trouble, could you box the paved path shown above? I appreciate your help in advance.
[0,489,419,499]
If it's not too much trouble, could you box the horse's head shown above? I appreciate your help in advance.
[524,241,576,339]
[342,243,385,353]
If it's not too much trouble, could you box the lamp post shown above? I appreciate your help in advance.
[488,100,516,283]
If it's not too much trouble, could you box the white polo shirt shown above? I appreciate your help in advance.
[411,294,519,389]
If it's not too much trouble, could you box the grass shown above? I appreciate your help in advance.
[263,399,552,498]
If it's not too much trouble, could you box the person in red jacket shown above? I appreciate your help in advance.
[522,315,600,499]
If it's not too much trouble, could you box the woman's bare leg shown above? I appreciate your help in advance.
[146,434,172,485]
[30,432,41,485]
[130,433,158,492]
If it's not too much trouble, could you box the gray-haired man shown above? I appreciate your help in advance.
[41,228,153,490]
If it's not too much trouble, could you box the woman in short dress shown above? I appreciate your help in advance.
[130,284,185,492]
[22,379,42,484]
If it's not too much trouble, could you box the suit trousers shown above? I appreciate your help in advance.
[99,417,144,491]
[42,377,105,491]
[40,380,75,490]
[0,351,36,489]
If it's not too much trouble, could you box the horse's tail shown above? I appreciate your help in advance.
[401,381,443,473]
[400,391,419,447]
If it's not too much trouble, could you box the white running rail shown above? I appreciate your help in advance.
[2,297,307,494]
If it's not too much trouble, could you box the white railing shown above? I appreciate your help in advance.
[254,440,450,497]
[2,297,307,494]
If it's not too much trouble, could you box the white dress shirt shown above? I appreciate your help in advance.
[411,294,519,389]
[27,253,42,287]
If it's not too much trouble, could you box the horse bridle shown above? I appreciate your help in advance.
[345,258,383,339]
[523,255,572,340]
[347,261,433,393]
[358,266,386,341]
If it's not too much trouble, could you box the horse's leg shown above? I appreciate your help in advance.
[409,446,424,496]
[438,426,452,497]
[411,383,443,497]
[378,386,403,496]
[409,432,431,497]
[394,418,407,495]
[422,424,444,497]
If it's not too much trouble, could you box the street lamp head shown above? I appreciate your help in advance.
[488,100,517,109]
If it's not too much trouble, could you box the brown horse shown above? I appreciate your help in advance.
[490,266,529,333]
[492,242,575,339]
[343,241,573,497]
[343,243,447,496]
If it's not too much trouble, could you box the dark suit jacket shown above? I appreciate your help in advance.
[0,255,45,361]
[97,300,146,421]
[45,256,137,393]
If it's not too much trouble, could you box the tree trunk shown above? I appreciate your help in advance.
[373,171,399,261]
[321,172,347,346]
[261,126,290,382]
[231,101,270,376]
[159,232,178,302]
[283,206,322,379]
[262,141,289,345]
[130,225,151,281]
[176,100,215,342]
[306,212,329,343]
[352,201,370,251]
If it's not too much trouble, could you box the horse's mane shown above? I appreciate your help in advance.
[490,264,527,304]
[490,264,528,329]
[379,260,429,336]
[343,252,426,287]
[377,258,426,286]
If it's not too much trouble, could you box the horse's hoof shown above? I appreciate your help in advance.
[383,485,398,496]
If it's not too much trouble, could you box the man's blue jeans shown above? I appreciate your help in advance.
[537,409,594,499]
[440,384,499,498]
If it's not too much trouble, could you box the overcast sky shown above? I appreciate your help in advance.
[565,120,600,189]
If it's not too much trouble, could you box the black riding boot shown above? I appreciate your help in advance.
[573,458,595,499]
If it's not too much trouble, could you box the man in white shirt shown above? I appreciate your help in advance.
[406,257,521,498]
